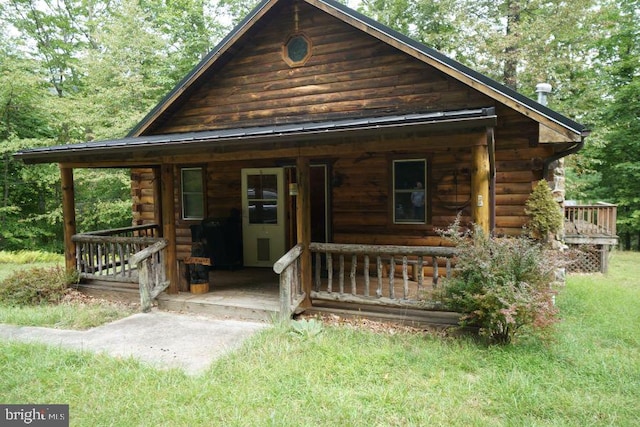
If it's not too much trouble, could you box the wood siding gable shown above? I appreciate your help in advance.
[148,1,492,136]
[130,0,586,143]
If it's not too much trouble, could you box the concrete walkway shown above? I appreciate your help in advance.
[0,311,268,375]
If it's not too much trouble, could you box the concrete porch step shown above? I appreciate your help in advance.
[156,292,279,322]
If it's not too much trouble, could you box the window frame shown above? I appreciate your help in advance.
[282,33,312,67]
[180,166,205,221]
[392,158,429,225]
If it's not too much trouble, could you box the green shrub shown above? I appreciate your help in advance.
[442,223,560,344]
[0,266,78,306]
[524,179,564,242]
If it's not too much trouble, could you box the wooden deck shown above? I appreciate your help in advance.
[564,204,618,246]
[563,204,619,273]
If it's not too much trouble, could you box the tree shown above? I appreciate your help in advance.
[0,0,234,251]
[591,0,640,248]
[0,39,63,250]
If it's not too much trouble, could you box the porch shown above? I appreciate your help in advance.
[564,203,618,273]
[73,225,460,326]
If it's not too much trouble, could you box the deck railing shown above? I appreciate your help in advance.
[564,203,617,237]
[130,240,169,312]
[72,224,163,282]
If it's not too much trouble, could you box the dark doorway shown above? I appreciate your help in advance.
[287,164,329,247]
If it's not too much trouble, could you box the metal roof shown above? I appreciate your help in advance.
[15,108,496,164]
[127,0,587,138]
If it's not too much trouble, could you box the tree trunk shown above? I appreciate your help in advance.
[503,0,521,90]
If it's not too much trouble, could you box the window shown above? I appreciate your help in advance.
[283,33,312,66]
[393,159,427,224]
[181,167,204,220]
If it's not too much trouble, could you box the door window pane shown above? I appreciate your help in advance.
[247,174,278,224]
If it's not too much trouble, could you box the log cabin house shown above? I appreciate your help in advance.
[15,0,590,324]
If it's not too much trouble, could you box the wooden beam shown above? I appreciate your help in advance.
[60,165,77,273]
[471,136,490,234]
[161,164,178,293]
[53,127,492,168]
[296,156,313,308]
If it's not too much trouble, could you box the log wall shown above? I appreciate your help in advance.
[149,1,492,134]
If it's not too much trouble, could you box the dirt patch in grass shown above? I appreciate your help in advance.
[61,289,138,310]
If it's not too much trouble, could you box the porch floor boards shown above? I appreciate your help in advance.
[157,268,280,322]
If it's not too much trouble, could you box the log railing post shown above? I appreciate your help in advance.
[273,244,305,321]
[130,240,169,312]
[296,156,312,308]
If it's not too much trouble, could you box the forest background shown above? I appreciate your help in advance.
[1,0,638,252]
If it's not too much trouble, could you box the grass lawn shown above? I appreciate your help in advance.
[1,251,639,426]
[0,250,65,281]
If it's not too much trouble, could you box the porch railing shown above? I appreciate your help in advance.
[273,244,307,321]
[130,239,170,312]
[310,243,456,309]
[72,224,163,282]
[273,242,457,319]
[564,203,617,237]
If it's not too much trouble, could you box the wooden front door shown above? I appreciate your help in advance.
[241,168,286,267]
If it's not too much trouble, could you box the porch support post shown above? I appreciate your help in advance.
[161,164,178,294]
[471,133,491,235]
[60,165,77,273]
[153,166,163,230]
[296,156,313,308]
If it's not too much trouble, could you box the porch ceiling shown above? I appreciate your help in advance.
[15,108,497,166]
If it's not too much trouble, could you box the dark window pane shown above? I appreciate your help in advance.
[246,174,278,200]
[182,168,204,219]
[248,202,278,224]
[183,169,203,192]
[393,160,426,223]
[287,36,308,62]
[183,194,204,219]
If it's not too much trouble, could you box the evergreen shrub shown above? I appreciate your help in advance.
[524,179,564,242]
